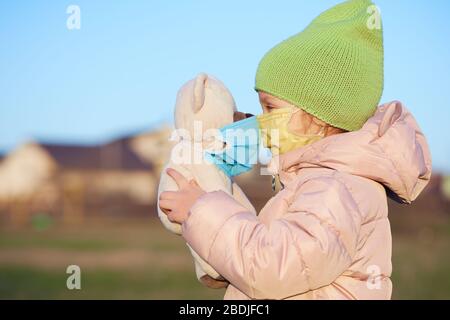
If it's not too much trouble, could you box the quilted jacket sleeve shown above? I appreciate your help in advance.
[182,176,363,299]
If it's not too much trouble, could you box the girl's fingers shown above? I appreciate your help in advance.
[161,207,171,215]
[159,199,175,212]
[159,191,178,200]
[189,179,200,187]
[166,168,189,189]
[167,211,180,223]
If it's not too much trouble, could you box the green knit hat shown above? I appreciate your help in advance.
[255,0,384,131]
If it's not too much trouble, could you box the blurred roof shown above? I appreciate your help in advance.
[40,137,153,171]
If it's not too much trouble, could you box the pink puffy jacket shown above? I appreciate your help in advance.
[182,101,432,300]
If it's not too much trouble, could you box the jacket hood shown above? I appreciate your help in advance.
[269,101,432,203]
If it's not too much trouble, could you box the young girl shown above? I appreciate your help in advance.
[159,0,432,299]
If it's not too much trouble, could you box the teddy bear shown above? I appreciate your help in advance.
[157,73,256,288]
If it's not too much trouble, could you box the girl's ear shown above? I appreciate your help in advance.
[192,73,208,114]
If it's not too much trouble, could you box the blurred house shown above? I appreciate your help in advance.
[129,124,175,173]
[0,142,57,205]
[442,175,450,201]
[0,125,175,225]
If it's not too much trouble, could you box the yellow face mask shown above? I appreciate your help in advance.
[257,107,325,155]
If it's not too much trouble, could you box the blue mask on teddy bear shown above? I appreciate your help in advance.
[204,116,270,177]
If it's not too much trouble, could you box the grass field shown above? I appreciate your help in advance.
[0,213,449,299]
[0,218,225,299]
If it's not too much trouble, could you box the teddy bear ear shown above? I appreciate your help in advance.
[192,73,208,113]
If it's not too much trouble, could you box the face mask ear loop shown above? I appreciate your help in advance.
[315,127,323,137]
[286,107,302,136]
[289,107,328,138]
[317,125,327,137]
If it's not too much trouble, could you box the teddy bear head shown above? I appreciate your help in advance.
[174,73,236,142]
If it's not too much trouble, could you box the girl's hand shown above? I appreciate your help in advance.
[159,168,206,224]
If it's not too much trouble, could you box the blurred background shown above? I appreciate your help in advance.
[0,0,449,299]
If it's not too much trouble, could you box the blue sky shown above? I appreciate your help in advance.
[1,0,449,172]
